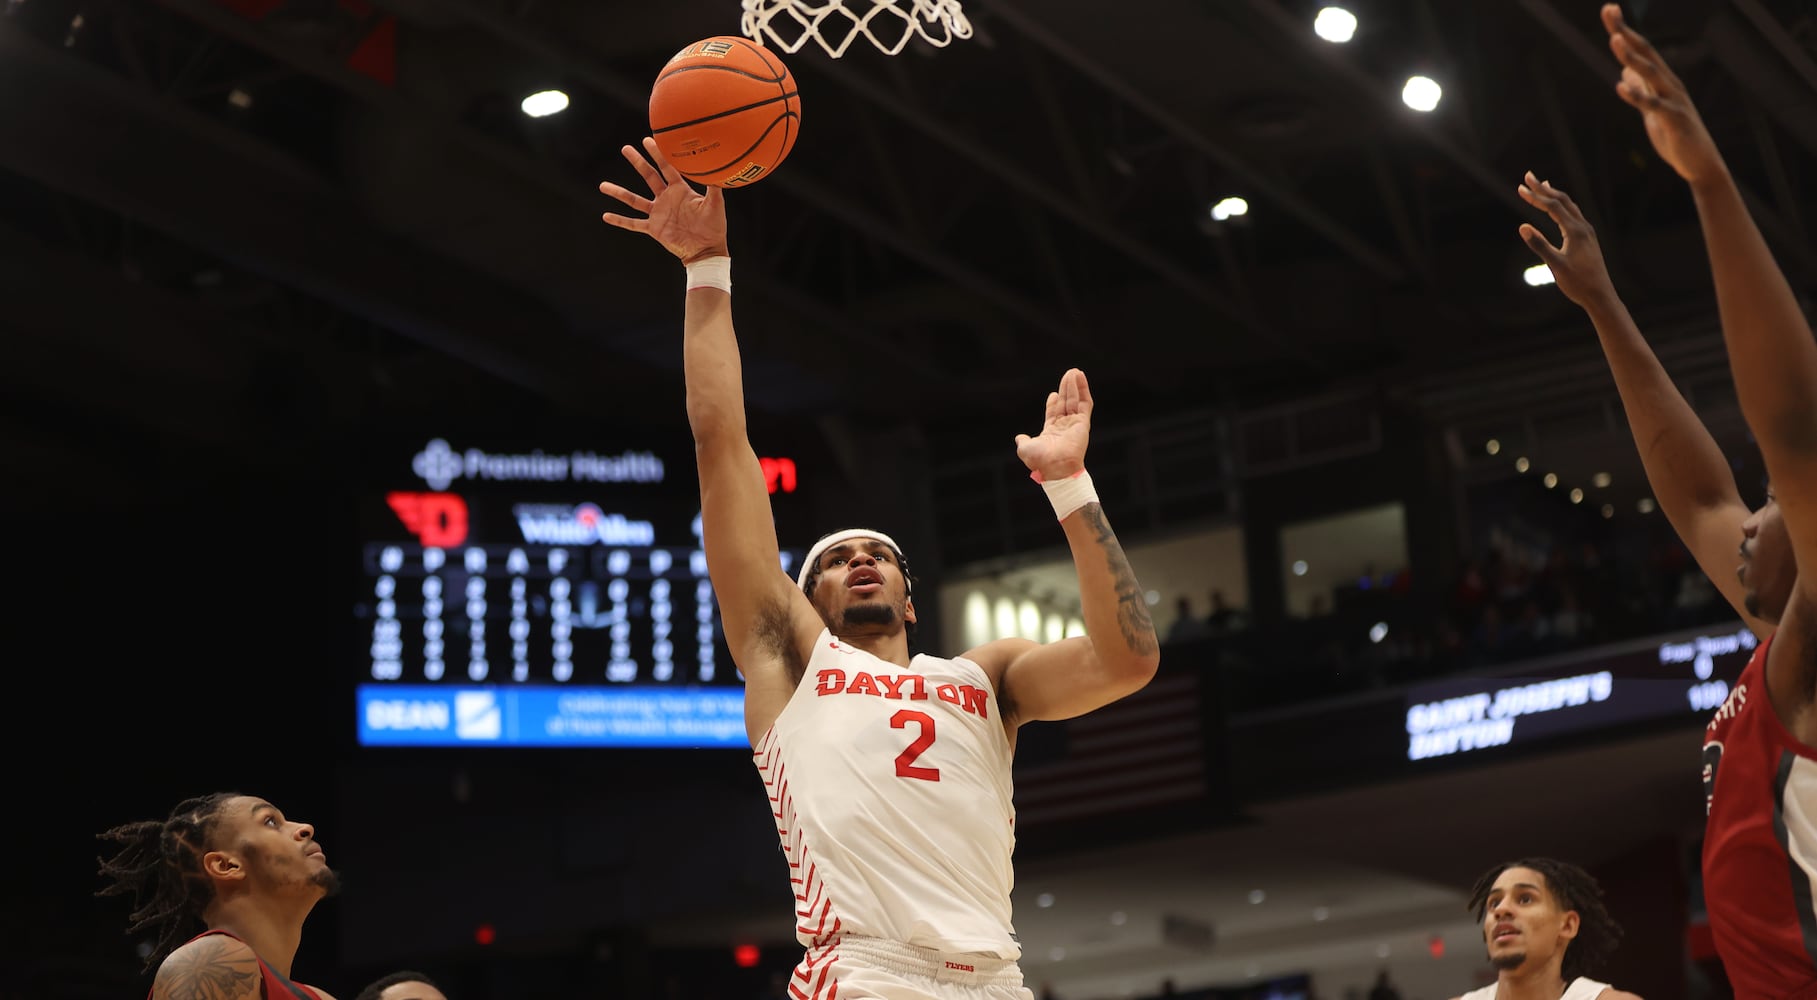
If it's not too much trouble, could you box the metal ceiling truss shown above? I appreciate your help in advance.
[0,13,606,410]
[1233,0,1528,219]
[71,0,974,398]
[1516,0,1817,285]
[422,0,1286,390]
[400,0,1114,385]
[987,0,1408,288]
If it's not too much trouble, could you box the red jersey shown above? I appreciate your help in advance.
[147,930,325,1000]
[1703,635,1817,999]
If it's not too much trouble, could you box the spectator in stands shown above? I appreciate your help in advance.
[1367,970,1403,1000]
[1166,596,1210,644]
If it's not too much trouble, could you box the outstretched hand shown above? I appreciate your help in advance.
[1015,368,1092,481]
[1602,3,1725,186]
[598,137,730,263]
[1517,172,1617,310]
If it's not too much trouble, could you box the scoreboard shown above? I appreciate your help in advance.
[354,436,810,748]
[1403,625,1754,762]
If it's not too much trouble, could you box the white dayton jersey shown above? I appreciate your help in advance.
[754,629,1020,958]
[1459,979,1611,1000]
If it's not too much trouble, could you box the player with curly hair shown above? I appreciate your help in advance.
[1451,857,1642,1000]
[96,791,341,1000]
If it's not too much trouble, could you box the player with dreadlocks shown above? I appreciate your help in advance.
[96,791,342,1000]
[1449,857,1643,1000]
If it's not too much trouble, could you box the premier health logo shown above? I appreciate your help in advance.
[455,691,502,740]
[413,439,463,491]
[411,438,663,490]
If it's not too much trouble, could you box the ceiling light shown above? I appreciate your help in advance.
[1638,497,1656,513]
[1524,263,1556,287]
[1485,438,1500,455]
[1593,471,1612,487]
[1543,473,1558,489]
[1313,6,1357,43]
[1369,622,1388,643]
[1601,504,1614,518]
[1570,488,1585,504]
[1515,457,1530,473]
[1291,560,1309,577]
[1037,892,1055,908]
[521,89,571,117]
[1402,75,1442,112]
[1211,196,1249,221]
[227,89,254,110]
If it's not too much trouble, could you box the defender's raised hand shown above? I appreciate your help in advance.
[598,137,729,263]
[1015,368,1092,482]
[1602,4,1725,186]
[1517,172,1617,310]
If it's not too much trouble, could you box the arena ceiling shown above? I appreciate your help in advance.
[2,0,1814,513]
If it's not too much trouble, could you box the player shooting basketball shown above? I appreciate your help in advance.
[598,137,1161,1000]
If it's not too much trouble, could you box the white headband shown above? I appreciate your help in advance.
[796,528,909,593]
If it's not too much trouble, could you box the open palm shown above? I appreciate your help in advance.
[1015,368,1093,480]
[598,137,728,263]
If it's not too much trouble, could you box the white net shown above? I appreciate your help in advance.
[741,0,972,58]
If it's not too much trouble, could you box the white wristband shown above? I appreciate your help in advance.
[1037,468,1098,521]
[685,255,731,293]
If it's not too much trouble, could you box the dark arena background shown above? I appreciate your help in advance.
[4,0,1813,997]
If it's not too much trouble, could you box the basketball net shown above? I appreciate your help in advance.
[741,0,972,58]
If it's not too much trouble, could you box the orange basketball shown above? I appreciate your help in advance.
[649,36,801,188]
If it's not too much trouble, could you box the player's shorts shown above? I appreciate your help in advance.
[786,935,1034,1000]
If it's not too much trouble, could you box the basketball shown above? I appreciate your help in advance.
[648,36,801,188]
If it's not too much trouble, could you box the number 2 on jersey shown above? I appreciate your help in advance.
[890,709,940,781]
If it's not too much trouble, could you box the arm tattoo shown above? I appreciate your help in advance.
[154,946,260,1000]
[1082,504,1158,656]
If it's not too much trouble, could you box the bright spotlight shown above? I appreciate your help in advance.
[1402,75,1442,112]
[521,90,571,117]
[1314,7,1358,43]
[1524,263,1556,287]
[1211,196,1250,221]
[1369,622,1389,644]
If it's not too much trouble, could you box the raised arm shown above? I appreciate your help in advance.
[599,139,820,741]
[1516,171,1768,637]
[1604,3,1817,716]
[971,369,1160,726]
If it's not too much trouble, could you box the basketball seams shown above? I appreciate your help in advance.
[672,112,801,179]
[743,39,788,83]
[655,63,791,87]
[652,95,798,136]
